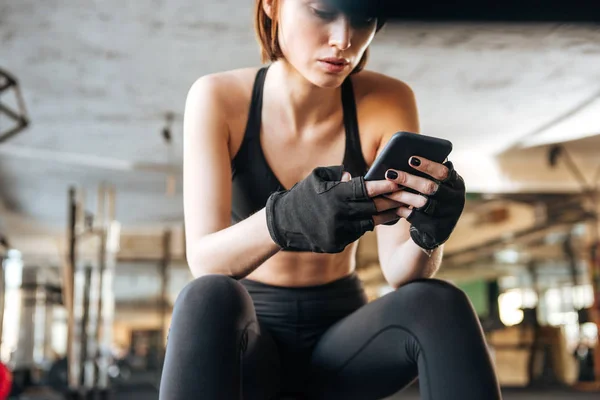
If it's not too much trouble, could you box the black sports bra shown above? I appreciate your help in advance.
[230,66,368,224]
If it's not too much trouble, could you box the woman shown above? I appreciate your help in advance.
[160,0,502,399]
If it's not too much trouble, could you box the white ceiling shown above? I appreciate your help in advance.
[1,0,600,232]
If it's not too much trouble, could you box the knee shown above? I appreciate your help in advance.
[173,274,253,321]
[403,278,468,303]
[395,278,474,319]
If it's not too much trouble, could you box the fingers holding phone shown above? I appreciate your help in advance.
[382,155,448,196]
[364,178,411,226]
[381,155,454,221]
[361,131,466,250]
[406,156,451,182]
[343,171,405,226]
[384,167,439,197]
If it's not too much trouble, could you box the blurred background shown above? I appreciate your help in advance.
[1,0,600,399]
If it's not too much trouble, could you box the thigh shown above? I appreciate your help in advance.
[306,279,501,400]
[305,290,419,400]
[160,275,283,400]
[242,321,283,400]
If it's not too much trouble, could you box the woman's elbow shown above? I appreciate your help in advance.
[186,248,212,277]
[187,249,233,278]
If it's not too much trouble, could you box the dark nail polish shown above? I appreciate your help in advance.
[410,157,421,167]
[386,170,398,180]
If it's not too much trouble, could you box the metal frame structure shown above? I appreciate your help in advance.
[0,68,29,144]
[64,184,119,399]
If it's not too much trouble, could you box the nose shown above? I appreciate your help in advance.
[328,16,351,51]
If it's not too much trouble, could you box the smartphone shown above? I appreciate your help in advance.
[364,131,453,182]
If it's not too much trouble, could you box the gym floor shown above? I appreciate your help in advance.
[18,384,600,400]
[391,386,600,400]
[108,386,600,400]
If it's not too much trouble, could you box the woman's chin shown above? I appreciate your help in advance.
[309,70,348,88]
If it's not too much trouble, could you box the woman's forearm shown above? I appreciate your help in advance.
[187,208,281,279]
[381,239,444,288]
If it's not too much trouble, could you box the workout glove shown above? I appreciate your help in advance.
[407,161,466,250]
[266,165,377,253]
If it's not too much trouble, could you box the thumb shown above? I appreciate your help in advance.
[341,171,352,182]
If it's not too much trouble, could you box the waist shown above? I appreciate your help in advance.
[240,271,366,302]
[244,242,360,287]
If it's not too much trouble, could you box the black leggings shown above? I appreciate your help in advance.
[159,273,502,399]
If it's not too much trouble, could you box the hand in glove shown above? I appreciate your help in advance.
[266,165,403,253]
[382,157,466,251]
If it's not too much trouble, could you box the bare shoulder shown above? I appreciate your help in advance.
[350,70,420,161]
[187,67,260,115]
[352,71,416,123]
[185,67,262,155]
[351,70,416,108]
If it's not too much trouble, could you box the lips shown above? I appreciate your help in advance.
[320,57,349,66]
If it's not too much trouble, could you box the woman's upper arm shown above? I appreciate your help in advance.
[183,75,232,252]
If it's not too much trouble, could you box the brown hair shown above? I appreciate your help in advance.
[254,0,386,75]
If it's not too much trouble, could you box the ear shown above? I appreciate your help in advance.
[262,0,275,19]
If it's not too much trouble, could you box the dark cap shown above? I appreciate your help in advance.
[323,0,388,29]
[324,0,386,16]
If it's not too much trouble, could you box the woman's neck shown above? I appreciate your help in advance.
[265,60,344,135]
